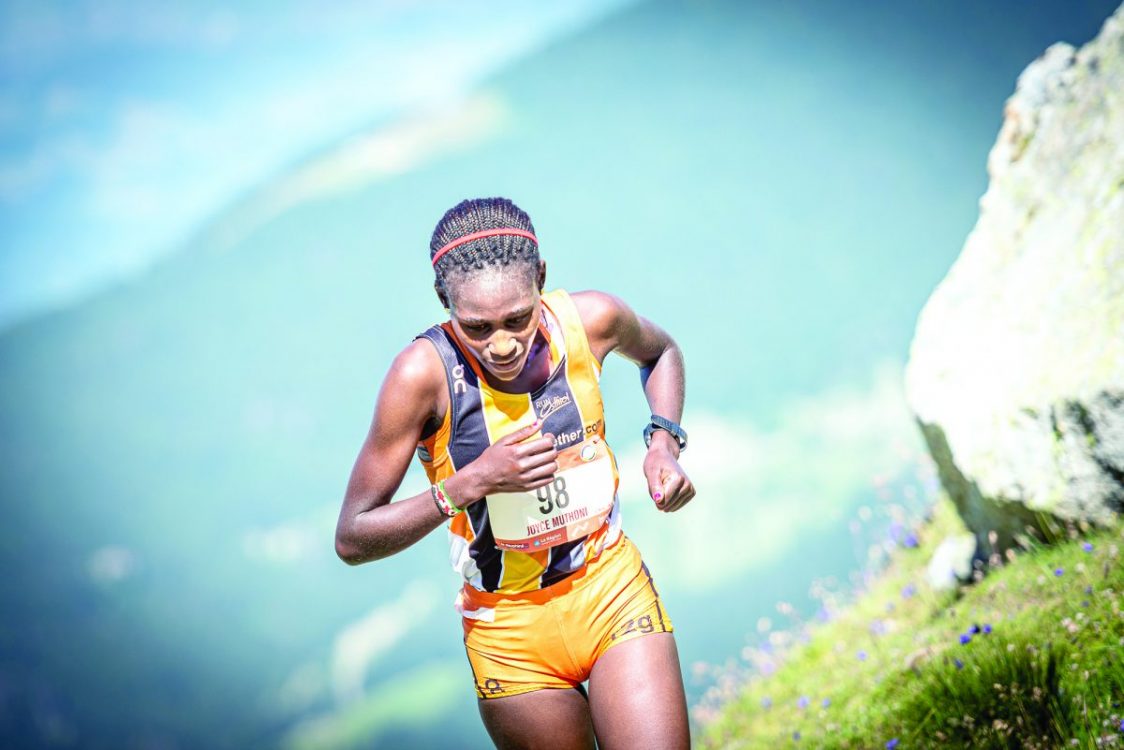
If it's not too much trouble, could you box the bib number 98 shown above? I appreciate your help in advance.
[536,476,570,515]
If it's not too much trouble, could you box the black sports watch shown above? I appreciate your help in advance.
[643,414,687,452]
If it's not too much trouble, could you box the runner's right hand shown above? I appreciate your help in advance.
[461,421,558,497]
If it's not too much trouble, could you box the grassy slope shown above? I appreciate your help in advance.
[701,497,1124,749]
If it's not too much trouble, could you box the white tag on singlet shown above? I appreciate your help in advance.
[486,437,616,552]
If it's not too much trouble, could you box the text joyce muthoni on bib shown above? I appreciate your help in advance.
[486,437,616,551]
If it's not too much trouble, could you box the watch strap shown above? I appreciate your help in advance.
[644,414,687,451]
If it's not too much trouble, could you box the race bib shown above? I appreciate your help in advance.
[487,437,616,552]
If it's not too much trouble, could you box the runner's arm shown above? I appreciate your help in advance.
[335,339,561,564]
[572,290,694,512]
[335,340,467,564]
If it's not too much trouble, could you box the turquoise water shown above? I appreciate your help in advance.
[0,1,1118,747]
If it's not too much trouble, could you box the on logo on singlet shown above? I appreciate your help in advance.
[452,364,468,395]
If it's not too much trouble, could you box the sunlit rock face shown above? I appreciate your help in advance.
[905,4,1124,558]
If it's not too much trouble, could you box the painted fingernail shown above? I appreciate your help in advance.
[653,492,663,501]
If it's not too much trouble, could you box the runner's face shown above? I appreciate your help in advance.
[447,269,542,382]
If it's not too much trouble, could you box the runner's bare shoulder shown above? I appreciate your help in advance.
[569,290,632,362]
[377,336,448,434]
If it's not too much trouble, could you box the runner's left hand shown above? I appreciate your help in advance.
[642,439,695,513]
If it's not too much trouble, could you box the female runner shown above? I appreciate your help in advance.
[335,197,695,749]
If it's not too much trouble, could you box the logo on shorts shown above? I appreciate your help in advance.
[580,443,597,462]
[611,615,656,640]
[483,679,504,695]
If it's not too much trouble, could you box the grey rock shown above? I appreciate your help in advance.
[905,5,1124,555]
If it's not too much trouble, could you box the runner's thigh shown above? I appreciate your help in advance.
[587,632,690,750]
[478,687,596,750]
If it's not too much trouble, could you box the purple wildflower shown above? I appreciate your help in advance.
[954,658,964,670]
[857,650,868,661]
[1118,718,1123,732]
[959,633,972,645]
[901,583,916,599]
[822,698,831,707]
[798,696,810,709]
[1054,567,1064,577]
[1084,585,1094,594]
[983,624,992,634]
[968,624,981,634]
[793,730,801,741]
[1083,542,1094,553]
[762,696,772,709]
[903,533,919,548]
[886,739,900,749]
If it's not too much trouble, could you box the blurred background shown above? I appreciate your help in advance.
[1,1,1119,747]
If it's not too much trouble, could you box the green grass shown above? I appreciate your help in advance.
[699,497,1124,749]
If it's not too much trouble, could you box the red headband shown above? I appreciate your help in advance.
[431,228,538,267]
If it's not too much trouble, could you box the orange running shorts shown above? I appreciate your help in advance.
[458,534,674,699]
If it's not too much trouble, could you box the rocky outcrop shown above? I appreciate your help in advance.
[905,4,1124,560]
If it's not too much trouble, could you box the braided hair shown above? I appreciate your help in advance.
[430,197,541,305]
